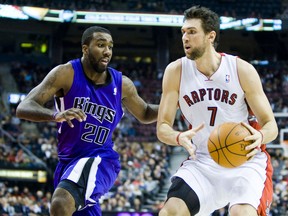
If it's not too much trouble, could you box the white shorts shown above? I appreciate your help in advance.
[173,151,273,216]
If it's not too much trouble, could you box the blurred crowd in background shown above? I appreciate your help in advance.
[0,59,287,215]
[2,0,287,19]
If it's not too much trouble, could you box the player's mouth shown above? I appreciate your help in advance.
[184,45,191,52]
[100,58,110,65]
[184,46,191,52]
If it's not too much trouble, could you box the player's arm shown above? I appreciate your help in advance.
[16,63,86,126]
[237,58,278,155]
[121,75,158,124]
[156,59,204,158]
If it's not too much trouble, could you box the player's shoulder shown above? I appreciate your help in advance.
[50,61,72,71]
[235,56,259,83]
[235,56,255,73]
[220,52,255,74]
[49,61,74,77]
[121,74,133,89]
[165,58,182,72]
[59,61,74,71]
[121,74,137,99]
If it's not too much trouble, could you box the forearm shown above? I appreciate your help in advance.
[157,123,179,146]
[141,104,159,124]
[16,100,55,122]
[259,120,278,144]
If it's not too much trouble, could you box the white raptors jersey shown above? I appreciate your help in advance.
[179,53,249,156]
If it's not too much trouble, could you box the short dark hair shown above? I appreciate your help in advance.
[81,26,111,46]
[184,5,220,48]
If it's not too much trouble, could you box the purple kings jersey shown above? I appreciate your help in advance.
[54,59,124,163]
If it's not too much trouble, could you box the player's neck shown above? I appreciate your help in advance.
[195,51,221,77]
[87,72,108,85]
[82,59,108,85]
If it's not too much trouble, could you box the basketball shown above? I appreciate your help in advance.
[208,122,253,168]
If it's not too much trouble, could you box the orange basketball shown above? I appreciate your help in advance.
[208,122,253,168]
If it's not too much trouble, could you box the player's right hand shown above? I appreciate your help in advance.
[178,123,205,159]
[54,108,87,128]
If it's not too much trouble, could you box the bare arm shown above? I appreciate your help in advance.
[237,58,278,156]
[156,60,181,144]
[156,59,204,158]
[16,63,86,126]
[121,75,158,124]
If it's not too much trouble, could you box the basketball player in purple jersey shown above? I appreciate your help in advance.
[16,26,158,216]
[157,6,278,216]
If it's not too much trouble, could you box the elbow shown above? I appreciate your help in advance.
[156,125,164,143]
[139,105,158,124]
[272,121,279,140]
[15,105,21,118]
[138,114,157,124]
[156,131,162,143]
[137,118,151,124]
[15,108,22,119]
[15,103,25,119]
[273,124,279,140]
[15,110,20,119]
[266,121,279,143]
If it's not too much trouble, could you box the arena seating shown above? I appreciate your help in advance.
[1,59,288,215]
[1,0,284,18]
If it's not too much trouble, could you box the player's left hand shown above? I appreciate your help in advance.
[54,108,87,128]
[240,122,263,158]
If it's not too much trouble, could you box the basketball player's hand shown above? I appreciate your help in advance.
[240,122,262,158]
[178,123,205,159]
[54,108,87,128]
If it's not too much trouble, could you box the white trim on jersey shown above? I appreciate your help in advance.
[86,156,101,203]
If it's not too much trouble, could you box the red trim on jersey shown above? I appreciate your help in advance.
[257,151,273,216]
[217,52,240,58]
[247,108,273,215]
[247,106,266,151]
[178,58,183,108]
[235,56,242,91]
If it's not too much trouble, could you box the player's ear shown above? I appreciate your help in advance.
[208,31,216,44]
[82,45,88,55]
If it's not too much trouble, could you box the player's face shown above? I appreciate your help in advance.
[181,19,208,60]
[87,32,113,73]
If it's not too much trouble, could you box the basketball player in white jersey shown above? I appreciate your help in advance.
[157,5,278,216]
